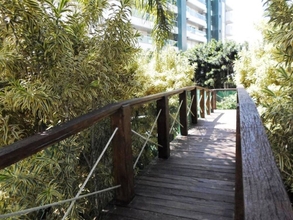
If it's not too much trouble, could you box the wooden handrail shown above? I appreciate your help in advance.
[235,86,293,220]
[0,86,201,169]
[0,85,212,203]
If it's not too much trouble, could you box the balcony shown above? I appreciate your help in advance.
[138,35,153,49]
[131,9,178,34]
[131,10,154,31]
[226,24,233,36]
[166,39,178,47]
[226,11,233,24]
[187,0,207,13]
[225,1,233,12]
[187,26,207,43]
[186,9,207,28]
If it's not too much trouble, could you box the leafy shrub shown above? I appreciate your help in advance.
[134,46,195,96]
[0,0,139,218]
[130,46,196,170]
[234,12,293,195]
[216,91,237,109]
[186,40,240,88]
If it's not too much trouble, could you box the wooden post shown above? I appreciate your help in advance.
[179,90,188,136]
[111,105,134,203]
[210,91,214,113]
[200,89,205,118]
[212,90,217,110]
[206,91,211,115]
[190,88,197,124]
[235,98,244,220]
[157,96,170,159]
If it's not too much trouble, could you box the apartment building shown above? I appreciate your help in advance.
[131,0,233,50]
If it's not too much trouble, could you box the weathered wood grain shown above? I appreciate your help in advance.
[104,110,236,220]
[111,105,134,203]
[179,90,188,136]
[157,96,170,159]
[237,86,293,220]
[206,90,211,115]
[190,88,198,124]
[200,89,205,118]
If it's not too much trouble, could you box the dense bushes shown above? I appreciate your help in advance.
[186,40,240,88]
[234,0,293,194]
[0,0,140,218]
[0,4,195,215]
[134,47,195,96]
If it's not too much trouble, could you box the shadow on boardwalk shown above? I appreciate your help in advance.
[103,110,236,220]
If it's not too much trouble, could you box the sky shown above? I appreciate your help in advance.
[227,0,265,43]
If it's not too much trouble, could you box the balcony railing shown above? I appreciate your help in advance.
[187,0,207,12]
[187,25,206,36]
[187,7,206,21]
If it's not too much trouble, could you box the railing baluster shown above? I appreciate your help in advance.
[179,90,188,136]
[111,104,134,203]
[212,90,217,111]
[190,88,198,124]
[206,90,211,115]
[157,96,170,159]
[200,89,205,118]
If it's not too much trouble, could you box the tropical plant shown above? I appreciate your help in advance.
[186,40,240,88]
[0,0,184,218]
[0,0,139,219]
[130,46,196,171]
[134,0,173,50]
[234,0,293,195]
[134,46,195,96]
[234,41,279,104]
[216,91,237,110]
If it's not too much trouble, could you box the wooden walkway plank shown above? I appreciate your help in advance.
[103,110,236,220]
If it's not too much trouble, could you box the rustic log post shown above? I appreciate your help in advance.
[157,96,170,159]
[179,90,188,136]
[200,89,205,118]
[190,88,198,124]
[235,100,244,220]
[212,90,217,110]
[206,90,211,115]
[111,105,134,203]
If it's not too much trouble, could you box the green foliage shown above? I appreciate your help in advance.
[186,40,240,88]
[261,75,293,190]
[264,0,293,65]
[234,42,280,104]
[134,46,195,96]
[235,1,293,194]
[131,46,196,170]
[216,91,237,109]
[0,0,139,218]
[0,0,190,219]
[0,0,139,140]
[135,0,173,50]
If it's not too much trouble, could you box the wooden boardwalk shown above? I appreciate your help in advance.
[103,110,236,220]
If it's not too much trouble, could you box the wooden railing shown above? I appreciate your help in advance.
[235,86,293,220]
[2,85,292,219]
[0,85,213,205]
